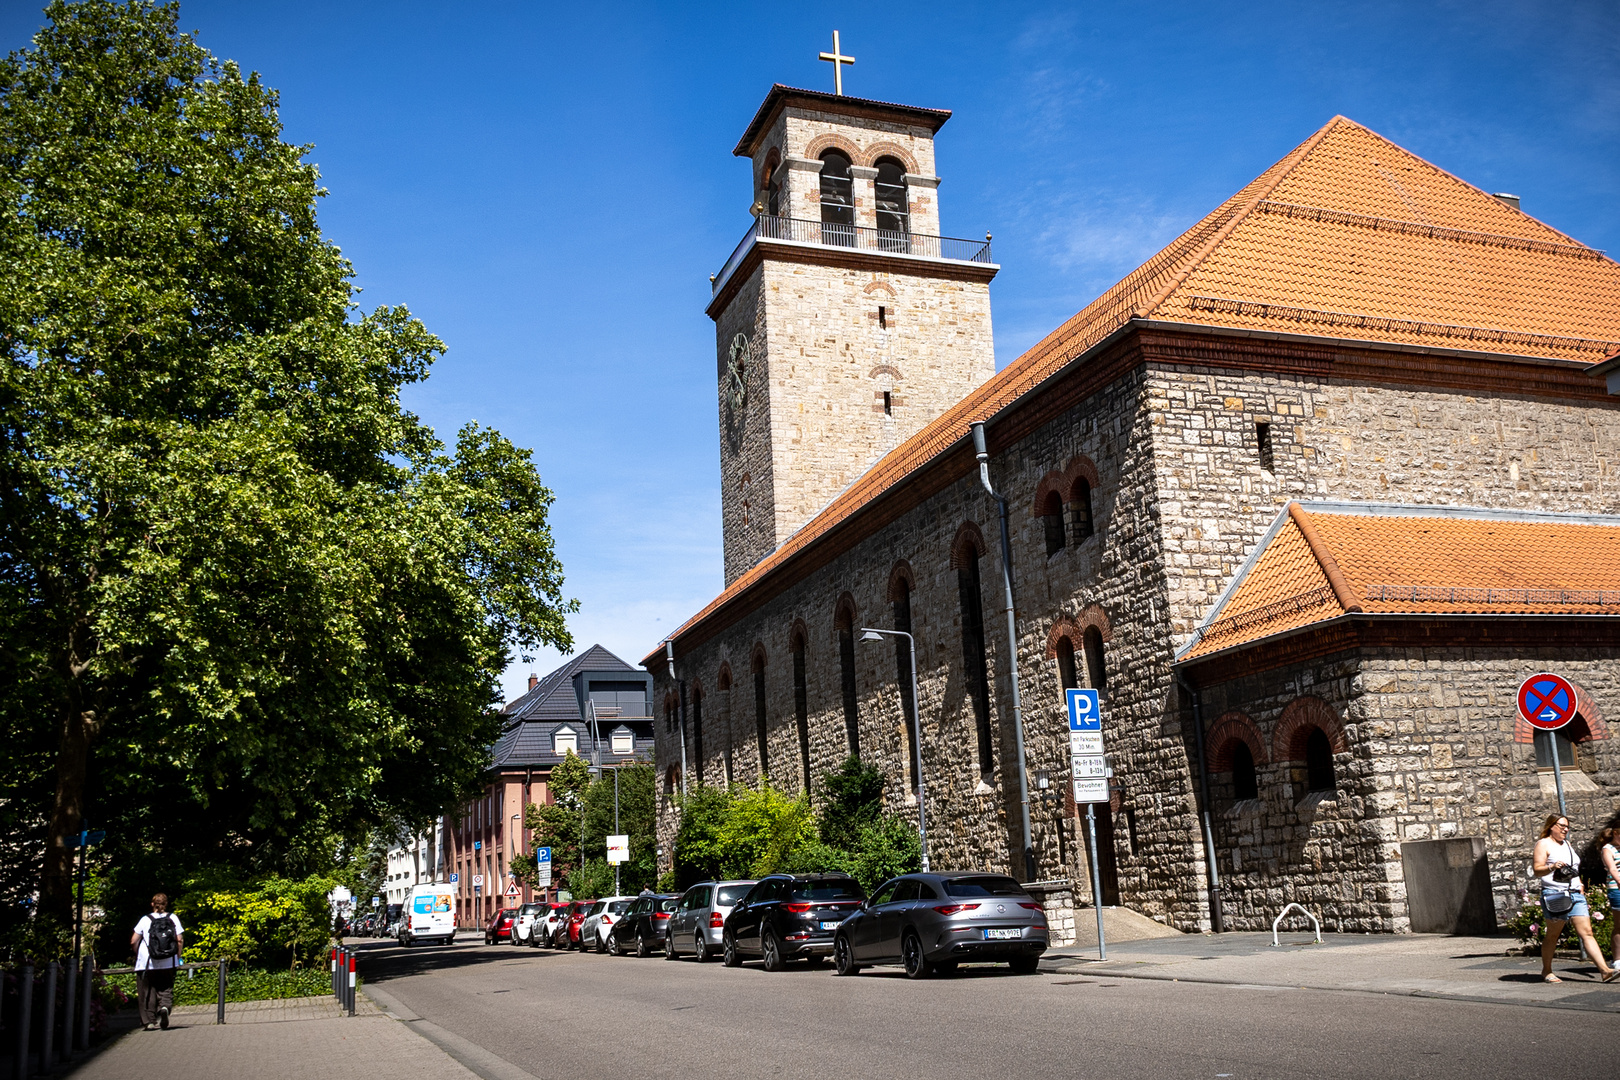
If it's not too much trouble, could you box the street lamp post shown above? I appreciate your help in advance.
[510,813,521,907]
[859,627,929,873]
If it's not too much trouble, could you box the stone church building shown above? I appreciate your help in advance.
[647,82,1620,933]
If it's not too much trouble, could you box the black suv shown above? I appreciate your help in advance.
[609,893,680,957]
[722,873,865,971]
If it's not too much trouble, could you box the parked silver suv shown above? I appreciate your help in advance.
[664,879,756,961]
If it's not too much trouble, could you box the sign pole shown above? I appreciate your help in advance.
[1549,734,1567,816]
[1518,673,1578,816]
[614,767,621,897]
[1086,804,1105,961]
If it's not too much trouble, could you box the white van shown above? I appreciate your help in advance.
[399,883,457,947]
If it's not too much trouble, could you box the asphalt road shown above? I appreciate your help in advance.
[359,936,1619,1080]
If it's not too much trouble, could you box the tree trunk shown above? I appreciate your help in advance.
[41,705,97,924]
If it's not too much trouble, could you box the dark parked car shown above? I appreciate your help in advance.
[832,873,1048,978]
[483,907,516,945]
[722,873,865,971]
[609,893,680,956]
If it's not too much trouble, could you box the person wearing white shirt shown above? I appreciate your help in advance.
[131,893,185,1029]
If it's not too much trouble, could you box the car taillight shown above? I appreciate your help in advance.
[1019,902,1043,910]
[653,912,670,920]
[601,915,613,924]
[710,912,724,927]
[934,903,981,915]
[782,902,812,914]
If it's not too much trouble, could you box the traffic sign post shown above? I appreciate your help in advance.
[536,846,553,895]
[1065,688,1108,960]
[1518,673,1578,814]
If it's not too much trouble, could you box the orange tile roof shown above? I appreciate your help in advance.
[1179,503,1620,661]
[648,117,1620,666]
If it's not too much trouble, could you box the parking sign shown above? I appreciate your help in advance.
[1066,688,1108,804]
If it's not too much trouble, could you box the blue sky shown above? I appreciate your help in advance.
[5,1,1616,702]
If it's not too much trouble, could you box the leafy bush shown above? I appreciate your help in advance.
[1507,889,1613,954]
[175,871,336,969]
[104,965,337,1005]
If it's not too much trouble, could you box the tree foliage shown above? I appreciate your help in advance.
[521,757,657,896]
[0,0,575,948]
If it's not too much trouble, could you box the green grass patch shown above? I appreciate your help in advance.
[105,966,341,1005]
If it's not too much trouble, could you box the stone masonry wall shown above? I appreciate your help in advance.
[1197,648,1620,930]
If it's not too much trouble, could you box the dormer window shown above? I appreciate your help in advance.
[553,727,578,756]
[611,726,634,755]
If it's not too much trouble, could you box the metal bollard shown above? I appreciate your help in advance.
[216,959,228,1025]
[330,947,339,1000]
[40,962,57,1072]
[63,958,77,1062]
[15,964,33,1080]
[78,954,93,1051]
[347,952,357,1016]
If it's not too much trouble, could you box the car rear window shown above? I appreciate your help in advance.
[656,897,679,912]
[608,900,633,914]
[943,876,1027,898]
[790,879,864,901]
[716,885,749,906]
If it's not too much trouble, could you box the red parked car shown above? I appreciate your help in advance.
[484,907,516,945]
[565,900,596,949]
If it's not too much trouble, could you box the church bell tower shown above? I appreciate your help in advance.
[708,79,999,585]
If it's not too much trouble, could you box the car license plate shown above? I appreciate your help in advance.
[820,920,842,930]
[982,928,1021,940]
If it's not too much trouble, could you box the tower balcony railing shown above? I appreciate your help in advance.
[712,214,994,295]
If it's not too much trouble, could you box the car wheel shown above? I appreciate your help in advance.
[722,931,741,968]
[761,928,784,972]
[607,930,622,956]
[635,931,650,959]
[833,934,860,976]
[902,932,933,980]
[595,931,607,954]
[693,932,709,963]
[664,931,678,960]
[1010,956,1039,975]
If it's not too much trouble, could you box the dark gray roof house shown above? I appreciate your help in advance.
[491,644,655,769]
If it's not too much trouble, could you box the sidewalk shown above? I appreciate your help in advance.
[1042,930,1620,1013]
[65,996,485,1080]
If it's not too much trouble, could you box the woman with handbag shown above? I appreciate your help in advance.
[1599,825,1620,971]
[1534,814,1617,983]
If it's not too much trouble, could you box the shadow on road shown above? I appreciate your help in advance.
[356,940,573,982]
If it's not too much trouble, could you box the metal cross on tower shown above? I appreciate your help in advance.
[819,31,855,96]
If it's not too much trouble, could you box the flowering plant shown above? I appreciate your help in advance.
[1508,888,1613,952]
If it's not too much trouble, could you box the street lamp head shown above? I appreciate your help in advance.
[859,629,885,642]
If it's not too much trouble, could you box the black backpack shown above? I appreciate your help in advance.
[147,914,178,960]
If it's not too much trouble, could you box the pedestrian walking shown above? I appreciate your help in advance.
[131,892,185,1029]
[1534,814,1616,983]
[1599,824,1620,971]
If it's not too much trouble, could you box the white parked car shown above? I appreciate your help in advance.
[580,896,636,953]
[511,902,546,945]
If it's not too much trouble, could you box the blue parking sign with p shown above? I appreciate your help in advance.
[1067,689,1100,731]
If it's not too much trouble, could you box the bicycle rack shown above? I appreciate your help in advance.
[1270,903,1322,946]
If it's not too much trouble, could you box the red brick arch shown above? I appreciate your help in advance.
[1208,711,1267,771]
[1065,455,1100,496]
[860,141,920,174]
[1273,695,1348,761]
[1046,616,1080,659]
[716,661,733,693]
[833,593,858,633]
[950,520,988,570]
[805,134,860,163]
[1032,470,1068,518]
[1076,603,1112,644]
[789,618,808,653]
[886,560,915,603]
[755,145,782,189]
[751,642,768,673]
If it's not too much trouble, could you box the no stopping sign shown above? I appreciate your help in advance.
[1518,673,1578,731]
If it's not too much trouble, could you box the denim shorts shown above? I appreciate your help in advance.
[1608,887,1620,909]
[1542,891,1589,920]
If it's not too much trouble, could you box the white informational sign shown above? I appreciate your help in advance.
[1066,689,1108,804]
[536,846,552,888]
[606,835,630,865]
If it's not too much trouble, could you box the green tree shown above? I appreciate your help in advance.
[519,750,589,886]
[717,782,818,878]
[669,783,738,889]
[583,763,655,894]
[0,0,575,938]
[819,756,885,849]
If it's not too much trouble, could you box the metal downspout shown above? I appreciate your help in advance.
[664,640,688,799]
[971,422,1035,882]
[1177,671,1224,932]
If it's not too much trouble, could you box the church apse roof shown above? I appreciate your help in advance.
[1177,502,1620,663]
[647,117,1620,666]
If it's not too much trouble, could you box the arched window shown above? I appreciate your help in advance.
[1041,490,1066,557]
[763,153,782,218]
[664,764,679,800]
[819,150,854,243]
[718,664,734,786]
[958,546,995,784]
[752,650,770,780]
[836,600,860,757]
[1083,626,1107,693]
[691,685,704,786]
[892,576,920,794]
[1305,728,1336,791]
[792,631,811,794]
[1071,478,1094,543]
[1056,636,1078,691]
[1230,741,1259,800]
[875,157,909,249]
